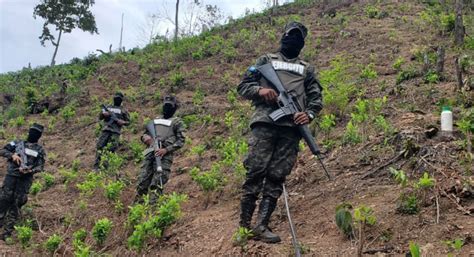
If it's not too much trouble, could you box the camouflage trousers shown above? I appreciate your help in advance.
[94,131,120,170]
[136,153,173,204]
[0,175,33,236]
[242,124,300,202]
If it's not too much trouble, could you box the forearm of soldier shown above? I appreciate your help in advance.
[32,159,45,173]
[237,82,261,100]
[0,149,13,160]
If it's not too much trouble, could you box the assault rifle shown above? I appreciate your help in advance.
[15,141,31,173]
[252,63,332,180]
[145,121,164,188]
[101,104,120,126]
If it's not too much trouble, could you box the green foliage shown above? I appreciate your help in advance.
[424,70,440,84]
[76,172,102,197]
[127,193,187,251]
[335,203,353,238]
[190,144,206,158]
[390,168,407,187]
[392,56,405,70]
[44,234,62,253]
[127,204,147,228]
[415,172,435,189]
[353,205,376,226]
[14,225,33,248]
[409,242,420,257]
[189,165,226,192]
[129,139,145,164]
[92,218,113,246]
[60,168,79,186]
[320,114,336,134]
[440,13,455,32]
[73,228,87,246]
[397,193,419,214]
[60,104,76,122]
[232,227,254,249]
[396,66,418,84]
[444,238,464,252]
[182,114,199,128]
[42,173,55,189]
[343,120,362,145]
[73,244,93,257]
[192,86,205,106]
[9,116,26,128]
[104,181,125,201]
[360,63,378,80]
[99,149,125,175]
[365,5,379,19]
[170,71,185,88]
[30,181,43,195]
[374,115,394,136]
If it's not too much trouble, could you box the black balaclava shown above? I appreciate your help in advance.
[280,29,305,59]
[280,21,308,59]
[113,92,124,106]
[162,95,178,119]
[27,123,44,143]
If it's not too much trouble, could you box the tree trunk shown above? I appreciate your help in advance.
[454,0,465,46]
[455,57,463,91]
[174,0,180,42]
[119,13,124,51]
[436,46,445,76]
[50,28,63,66]
[357,222,365,257]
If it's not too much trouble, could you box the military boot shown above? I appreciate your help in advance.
[239,194,257,229]
[253,197,281,243]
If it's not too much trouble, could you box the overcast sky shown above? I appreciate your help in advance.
[0,0,281,73]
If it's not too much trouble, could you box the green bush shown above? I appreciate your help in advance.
[129,139,145,164]
[92,218,113,246]
[397,193,419,214]
[190,165,226,192]
[424,70,440,84]
[14,225,33,248]
[396,66,418,84]
[104,181,125,201]
[320,114,336,134]
[42,173,55,189]
[360,63,378,80]
[60,104,76,122]
[343,120,362,145]
[30,181,43,195]
[44,234,62,253]
[365,5,379,19]
[392,57,405,70]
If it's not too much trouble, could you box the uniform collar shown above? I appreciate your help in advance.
[277,51,299,62]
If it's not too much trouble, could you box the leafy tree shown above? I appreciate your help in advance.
[33,0,99,66]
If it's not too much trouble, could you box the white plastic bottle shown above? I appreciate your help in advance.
[441,106,453,132]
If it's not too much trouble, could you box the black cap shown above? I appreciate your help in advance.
[114,92,124,99]
[30,123,44,133]
[284,21,308,39]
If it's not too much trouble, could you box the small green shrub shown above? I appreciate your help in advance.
[360,63,378,80]
[424,70,440,84]
[390,168,407,187]
[409,242,420,257]
[129,139,145,164]
[104,181,125,201]
[189,165,226,192]
[335,203,353,238]
[397,193,419,214]
[92,218,113,246]
[232,227,254,249]
[14,225,33,248]
[415,172,435,189]
[44,234,62,253]
[42,173,55,189]
[30,181,43,195]
[343,120,362,145]
[60,104,76,122]
[396,66,418,84]
[320,114,336,134]
[392,56,405,70]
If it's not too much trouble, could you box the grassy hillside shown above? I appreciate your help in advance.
[0,0,473,256]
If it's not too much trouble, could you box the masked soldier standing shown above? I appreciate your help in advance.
[94,92,130,170]
[0,123,45,240]
[135,96,186,203]
[237,22,323,243]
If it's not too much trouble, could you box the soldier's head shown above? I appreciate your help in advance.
[113,92,124,106]
[280,21,308,59]
[162,95,178,119]
[27,123,44,143]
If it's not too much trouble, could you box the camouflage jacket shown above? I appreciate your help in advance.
[99,105,130,134]
[141,116,186,160]
[0,140,46,177]
[237,52,323,128]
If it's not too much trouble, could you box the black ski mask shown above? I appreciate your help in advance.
[162,96,177,119]
[113,92,124,106]
[27,124,44,143]
[280,29,305,59]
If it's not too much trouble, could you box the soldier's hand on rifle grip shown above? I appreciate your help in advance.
[142,135,153,146]
[258,88,278,103]
[19,168,31,174]
[12,154,22,165]
[294,112,310,125]
[117,119,127,126]
[155,148,168,157]
[102,111,111,117]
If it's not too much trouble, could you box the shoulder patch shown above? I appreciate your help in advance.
[25,148,39,158]
[9,141,16,146]
[154,119,172,126]
[108,108,122,114]
[271,61,305,75]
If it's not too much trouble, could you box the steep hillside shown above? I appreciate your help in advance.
[0,0,473,256]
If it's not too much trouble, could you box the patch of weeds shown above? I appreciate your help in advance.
[44,233,62,253]
[30,181,42,195]
[92,218,113,246]
[14,225,33,248]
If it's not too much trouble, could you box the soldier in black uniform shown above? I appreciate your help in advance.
[237,22,323,243]
[0,123,46,240]
[94,92,130,170]
[135,96,186,204]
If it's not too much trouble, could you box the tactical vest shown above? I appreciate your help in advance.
[261,53,309,110]
[153,117,176,143]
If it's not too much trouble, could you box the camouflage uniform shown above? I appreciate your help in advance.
[237,22,323,242]
[0,139,45,238]
[136,116,185,203]
[94,103,130,170]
